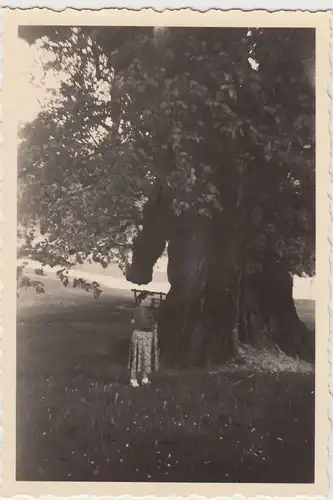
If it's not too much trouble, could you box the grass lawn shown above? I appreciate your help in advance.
[17,277,315,483]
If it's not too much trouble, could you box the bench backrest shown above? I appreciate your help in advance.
[131,288,167,307]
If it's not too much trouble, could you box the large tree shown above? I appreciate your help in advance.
[19,26,315,366]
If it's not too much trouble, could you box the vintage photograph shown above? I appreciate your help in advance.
[1,8,330,497]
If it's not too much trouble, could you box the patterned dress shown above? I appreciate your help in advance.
[128,304,159,377]
[128,327,159,377]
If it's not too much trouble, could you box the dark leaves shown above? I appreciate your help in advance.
[18,26,315,278]
[17,267,45,295]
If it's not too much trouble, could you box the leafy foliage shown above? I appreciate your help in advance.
[57,268,102,299]
[17,263,45,295]
[17,262,102,298]
[18,26,315,279]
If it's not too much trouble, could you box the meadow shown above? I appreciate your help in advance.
[17,276,315,482]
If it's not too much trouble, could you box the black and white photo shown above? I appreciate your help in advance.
[1,8,331,498]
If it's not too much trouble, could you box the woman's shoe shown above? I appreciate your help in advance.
[130,379,139,387]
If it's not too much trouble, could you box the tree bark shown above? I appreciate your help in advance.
[158,214,239,367]
[238,260,314,363]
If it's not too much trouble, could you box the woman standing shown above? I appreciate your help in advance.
[128,292,159,387]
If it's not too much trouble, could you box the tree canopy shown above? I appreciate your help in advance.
[18,26,315,278]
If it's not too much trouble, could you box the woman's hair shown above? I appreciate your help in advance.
[137,291,150,303]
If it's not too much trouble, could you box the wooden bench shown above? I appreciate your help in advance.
[131,288,167,307]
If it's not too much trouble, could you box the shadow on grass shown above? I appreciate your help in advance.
[16,282,315,483]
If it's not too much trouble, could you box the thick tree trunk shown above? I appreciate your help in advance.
[158,233,313,367]
[238,260,314,362]
[158,215,239,367]
[127,200,314,367]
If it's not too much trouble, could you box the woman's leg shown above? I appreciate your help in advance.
[152,329,159,372]
[129,332,139,387]
[130,366,139,387]
[141,332,152,385]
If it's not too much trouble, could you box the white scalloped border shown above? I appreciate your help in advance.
[1,3,4,489]
[0,5,331,500]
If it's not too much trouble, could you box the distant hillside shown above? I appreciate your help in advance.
[19,255,314,300]
[20,256,170,294]
[74,256,168,283]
